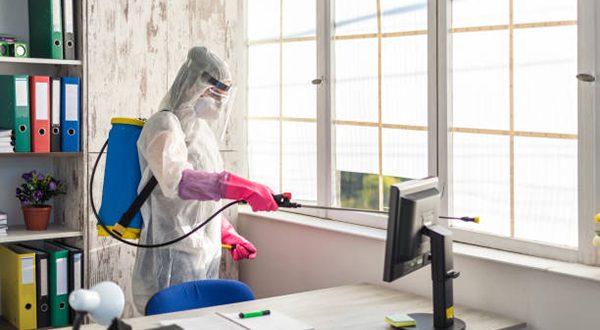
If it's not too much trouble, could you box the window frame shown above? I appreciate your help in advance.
[245,0,600,264]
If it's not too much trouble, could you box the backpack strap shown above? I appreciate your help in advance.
[112,110,175,237]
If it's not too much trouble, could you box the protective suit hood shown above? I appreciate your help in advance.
[159,47,233,142]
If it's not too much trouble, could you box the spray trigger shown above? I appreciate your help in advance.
[272,193,301,208]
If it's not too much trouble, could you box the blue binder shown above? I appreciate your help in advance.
[60,77,80,152]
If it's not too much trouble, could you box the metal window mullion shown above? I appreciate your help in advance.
[376,0,384,211]
[434,0,451,219]
[317,0,333,214]
[578,0,599,265]
[509,0,515,238]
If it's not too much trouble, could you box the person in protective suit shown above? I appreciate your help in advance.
[132,46,278,313]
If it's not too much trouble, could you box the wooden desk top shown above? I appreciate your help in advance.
[71,284,526,329]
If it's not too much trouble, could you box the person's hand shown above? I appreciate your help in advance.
[221,217,257,261]
[222,173,278,212]
[231,241,257,261]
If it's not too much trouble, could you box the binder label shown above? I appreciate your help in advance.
[74,254,82,289]
[52,80,61,124]
[66,84,79,121]
[65,0,74,33]
[52,0,62,32]
[35,82,49,120]
[57,258,68,295]
[16,78,28,107]
[22,256,34,284]
[41,259,48,295]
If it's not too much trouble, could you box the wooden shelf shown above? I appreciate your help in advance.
[0,152,83,158]
[0,56,81,66]
[0,223,82,244]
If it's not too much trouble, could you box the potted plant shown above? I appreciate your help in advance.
[15,170,66,231]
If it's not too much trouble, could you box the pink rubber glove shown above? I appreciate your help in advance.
[221,217,256,261]
[222,172,279,212]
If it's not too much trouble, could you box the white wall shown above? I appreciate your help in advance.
[238,213,600,330]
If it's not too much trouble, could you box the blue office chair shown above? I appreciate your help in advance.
[145,279,255,316]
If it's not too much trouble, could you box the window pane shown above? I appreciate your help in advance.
[282,0,316,38]
[513,0,576,24]
[335,125,379,174]
[514,137,577,247]
[382,128,427,179]
[513,26,577,134]
[334,0,378,36]
[248,44,280,117]
[248,0,280,41]
[451,0,508,28]
[334,38,378,122]
[450,133,511,237]
[282,122,317,201]
[452,30,509,130]
[380,0,427,33]
[382,35,427,126]
[248,120,281,192]
[282,41,317,118]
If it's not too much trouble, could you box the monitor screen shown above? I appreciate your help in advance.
[383,177,440,282]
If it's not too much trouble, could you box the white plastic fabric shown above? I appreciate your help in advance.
[132,47,231,313]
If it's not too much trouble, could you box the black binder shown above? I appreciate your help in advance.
[16,244,51,328]
[51,78,61,152]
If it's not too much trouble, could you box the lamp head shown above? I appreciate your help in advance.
[69,281,125,326]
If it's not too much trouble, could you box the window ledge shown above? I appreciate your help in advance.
[239,207,600,283]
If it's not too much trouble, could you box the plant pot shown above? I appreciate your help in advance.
[22,206,51,231]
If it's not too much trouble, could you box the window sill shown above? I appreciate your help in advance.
[239,207,600,283]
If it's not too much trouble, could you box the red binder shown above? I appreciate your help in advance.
[30,76,51,152]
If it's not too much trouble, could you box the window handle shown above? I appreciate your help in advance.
[576,73,596,82]
[311,78,323,85]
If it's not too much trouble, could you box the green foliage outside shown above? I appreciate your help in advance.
[339,171,408,210]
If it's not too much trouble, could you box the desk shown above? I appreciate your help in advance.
[73,284,526,329]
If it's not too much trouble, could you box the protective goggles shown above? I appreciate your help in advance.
[201,72,232,104]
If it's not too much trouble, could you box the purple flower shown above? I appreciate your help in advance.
[16,188,21,195]
[22,172,33,181]
[33,190,43,201]
[49,181,57,191]
[37,174,44,181]
[22,200,30,206]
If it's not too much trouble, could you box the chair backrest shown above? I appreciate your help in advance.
[145,279,255,316]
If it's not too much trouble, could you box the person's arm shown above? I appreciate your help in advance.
[137,114,193,199]
[178,170,279,212]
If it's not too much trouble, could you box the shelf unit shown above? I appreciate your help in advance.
[0,57,82,66]
[0,152,83,158]
[0,0,87,328]
[0,224,82,244]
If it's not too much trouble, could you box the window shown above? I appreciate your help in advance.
[448,0,578,249]
[246,0,598,263]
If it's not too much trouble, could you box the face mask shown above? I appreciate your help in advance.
[193,96,220,120]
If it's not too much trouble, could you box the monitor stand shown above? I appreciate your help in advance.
[406,224,466,330]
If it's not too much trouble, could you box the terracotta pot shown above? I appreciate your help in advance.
[22,206,51,231]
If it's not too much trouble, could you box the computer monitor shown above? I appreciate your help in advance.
[383,177,466,330]
[383,177,439,282]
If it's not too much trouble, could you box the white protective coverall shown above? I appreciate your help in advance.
[131,47,231,313]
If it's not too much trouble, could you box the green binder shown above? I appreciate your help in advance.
[22,241,69,327]
[28,0,64,59]
[0,75,31,152]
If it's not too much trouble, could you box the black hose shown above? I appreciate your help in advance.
[89,139,240,249]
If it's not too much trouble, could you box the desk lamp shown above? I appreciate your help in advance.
[69,281,130,330]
